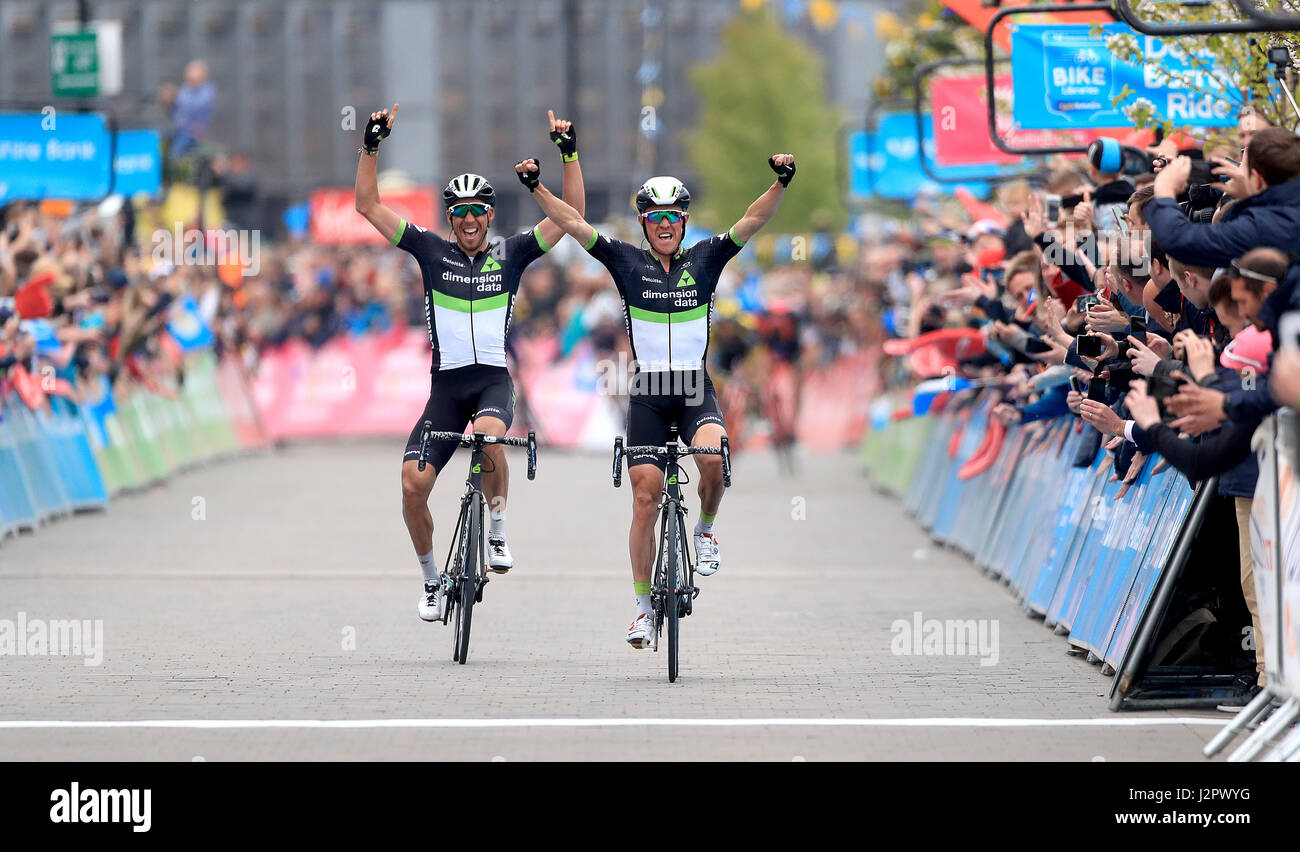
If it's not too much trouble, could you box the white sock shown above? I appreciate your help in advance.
[418,550,438,584]
[695,516,715,536]
[636,594,653,619]
[490,509,506,539]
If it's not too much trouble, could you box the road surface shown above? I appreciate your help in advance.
[0,441,1226,760]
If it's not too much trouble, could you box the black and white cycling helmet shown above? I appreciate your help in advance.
[443,173,496,208]
[634,176,691,214]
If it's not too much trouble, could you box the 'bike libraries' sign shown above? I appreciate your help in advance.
[1010,23,1236,130]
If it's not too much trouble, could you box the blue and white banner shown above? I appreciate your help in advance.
[1011,23,1236,130]
[113,129,162,197]
[849,113,1002,201]
[166,294,215,352]
[0,115,162,202]
[0,113,112,202]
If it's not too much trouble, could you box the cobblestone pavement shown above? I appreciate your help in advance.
[0,442,1227,760]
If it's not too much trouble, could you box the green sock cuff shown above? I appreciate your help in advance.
[633,581,651,595]
[700,511,717,524]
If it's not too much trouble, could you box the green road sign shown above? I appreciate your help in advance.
[51,31,99,98]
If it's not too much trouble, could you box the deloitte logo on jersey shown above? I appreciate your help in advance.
[676,270,696,288]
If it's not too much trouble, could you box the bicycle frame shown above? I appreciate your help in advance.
[417,424,537,664]
[613,425,731,682]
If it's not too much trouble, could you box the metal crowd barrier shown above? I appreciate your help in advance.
[866,388,1202,699]
[1205,410,1300,761]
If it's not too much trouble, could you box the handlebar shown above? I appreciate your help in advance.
[621,445,725,456]
[611,436,732,488]
[417,422,538,479]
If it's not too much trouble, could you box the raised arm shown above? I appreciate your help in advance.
[731,154,795,244]
[354,104,402,243]
[516,159,596,248]
[534,110,586,250]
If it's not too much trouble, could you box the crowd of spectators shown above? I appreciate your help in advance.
[873,106,1300,699]
[0,190,876,445]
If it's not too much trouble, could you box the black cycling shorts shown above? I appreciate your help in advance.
[626,370,726,470]
[403,365,515,473]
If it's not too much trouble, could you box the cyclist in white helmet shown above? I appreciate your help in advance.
[355,105,585,623]
[514,152,795,648]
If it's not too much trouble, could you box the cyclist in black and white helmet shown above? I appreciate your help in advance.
[515,151,795,649]
[355,104,585,624]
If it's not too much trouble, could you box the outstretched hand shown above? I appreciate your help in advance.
[769,153,796,187]
[363,104,398,153]
[515,158,541,192]
[548,110,577,159]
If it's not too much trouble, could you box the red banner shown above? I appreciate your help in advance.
[940,0,1110,51]
[931,74,1125,167]
[309,187,438,245]
[251,331,877,451]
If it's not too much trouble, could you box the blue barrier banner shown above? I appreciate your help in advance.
[1080,461,1179,659]
[1068,459,1175,655]
[1007,423,1076,595]
[0,113,112,202]
[1104,471,1197,667]
[0,407,40,535]
[1050,468,1124,632]
[1031,451,1107,615]
[852,115,998,201]
[113,129,162,197]
[42,397,108,509]
[1010,24,1236,129]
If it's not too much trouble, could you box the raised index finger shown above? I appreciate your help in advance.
[388,103,400,126]
[548,109,556,130]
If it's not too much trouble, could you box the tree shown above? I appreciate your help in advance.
[688,10,846,233]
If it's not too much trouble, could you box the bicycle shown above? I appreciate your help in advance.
[612,424,731,683]
[417,422,537,664]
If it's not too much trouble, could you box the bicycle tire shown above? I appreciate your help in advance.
[666,502,680,683]
[449,506,469,661]
[457,495,481,664]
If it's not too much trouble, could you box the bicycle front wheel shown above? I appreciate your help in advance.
[666,506,681,683]
[456,495,482,664]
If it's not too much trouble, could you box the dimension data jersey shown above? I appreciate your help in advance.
[392,219,552,371]
[582,227,746,372]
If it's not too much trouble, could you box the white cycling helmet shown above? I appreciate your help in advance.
[443,173,496,208]
[635,176,691,214]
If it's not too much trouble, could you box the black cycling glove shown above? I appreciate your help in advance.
[517,159,540,192]
[361,114,392,155]
[769,156,795,187]
[550,124,578,162]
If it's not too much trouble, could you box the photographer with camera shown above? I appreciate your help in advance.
[1148,128,1300,269]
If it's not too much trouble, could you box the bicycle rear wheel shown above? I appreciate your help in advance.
[456,495,482,664]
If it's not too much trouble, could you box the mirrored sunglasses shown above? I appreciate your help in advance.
[450,203,491,218]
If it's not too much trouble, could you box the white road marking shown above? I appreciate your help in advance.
[0,717,1226,730]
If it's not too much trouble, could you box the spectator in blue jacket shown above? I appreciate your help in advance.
[1147,128,1300,269]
